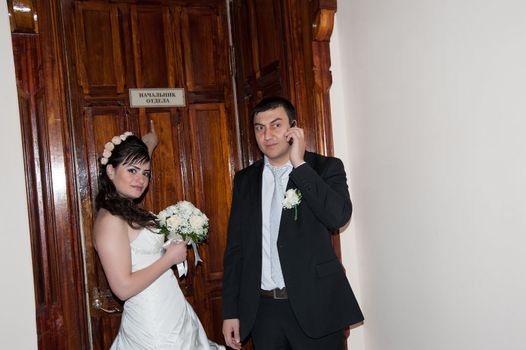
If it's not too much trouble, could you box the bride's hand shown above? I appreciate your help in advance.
[142,120,159,156]
[164,240,188,265]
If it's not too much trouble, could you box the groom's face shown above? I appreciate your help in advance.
[253,106,291,166]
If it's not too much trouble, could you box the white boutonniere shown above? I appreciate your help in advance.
[283,188,302,220]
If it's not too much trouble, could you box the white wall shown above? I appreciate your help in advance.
[332,1,526,349]
[0,3,38,349]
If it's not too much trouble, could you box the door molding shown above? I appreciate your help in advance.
[10,0,90,348]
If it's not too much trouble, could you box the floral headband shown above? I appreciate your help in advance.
[100,131,134,165]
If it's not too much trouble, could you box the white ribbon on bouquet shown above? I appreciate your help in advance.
[163,240,203,277]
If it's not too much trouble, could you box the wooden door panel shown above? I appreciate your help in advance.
[11,33,61,347]
[81,106,132,329]
[90,308,121,350]
[188,103,233,277]
[83,107,134,203]
[238,0,286,89]
[187,102,233,344]
[232,0,289,166]
[182,6,228,91]
[74,2,125,97]
[130,6,174,88]
[208,289,225,345]
[140,109,186,211]
[252,0,283,72]
[137,109,197,300]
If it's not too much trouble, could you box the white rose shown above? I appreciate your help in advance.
[178,201,195,214]
[167,215,183,229]
[157,211,167,223]
[189,215,206,229]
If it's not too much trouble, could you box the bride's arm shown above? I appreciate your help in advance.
[93,211,187,301]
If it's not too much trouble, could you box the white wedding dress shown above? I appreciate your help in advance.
[110,229,225,350]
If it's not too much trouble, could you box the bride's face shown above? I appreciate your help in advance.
[107,161,151,200]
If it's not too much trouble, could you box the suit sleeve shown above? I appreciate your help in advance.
[290,157,352,231]
[222,174,242,319]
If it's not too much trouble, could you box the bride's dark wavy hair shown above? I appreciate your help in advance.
[95,135,158,229]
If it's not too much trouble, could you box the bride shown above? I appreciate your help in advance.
[93,124,224,349]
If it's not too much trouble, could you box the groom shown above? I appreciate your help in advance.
[222,97,363,349]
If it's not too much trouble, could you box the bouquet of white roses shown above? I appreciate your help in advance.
[157,201,208,277]
[157,201,209,244]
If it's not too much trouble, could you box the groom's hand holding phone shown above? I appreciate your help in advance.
[286,120,306,168]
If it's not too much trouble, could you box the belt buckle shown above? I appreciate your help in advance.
[272,288,287,300]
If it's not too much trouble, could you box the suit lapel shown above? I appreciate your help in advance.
[250,161,264,250]
[251,160,264,213]
[280,153,315,236]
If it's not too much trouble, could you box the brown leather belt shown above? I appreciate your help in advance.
[260,288,288,299]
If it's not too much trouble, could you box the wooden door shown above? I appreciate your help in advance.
[64,0,238,348]
[10,0,340,348]
[230,0,333,161]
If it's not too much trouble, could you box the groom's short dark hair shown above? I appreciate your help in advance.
[251,96,296,125]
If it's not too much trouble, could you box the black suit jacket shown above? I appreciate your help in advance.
[222,151,363,340]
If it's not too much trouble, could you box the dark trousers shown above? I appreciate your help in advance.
[251,296,344,350]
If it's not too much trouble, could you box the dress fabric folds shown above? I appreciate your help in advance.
[110,229,224,350]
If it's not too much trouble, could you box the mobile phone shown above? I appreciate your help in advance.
[288,120,297,145]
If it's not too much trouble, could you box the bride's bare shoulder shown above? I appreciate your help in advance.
[93,209,128,249]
